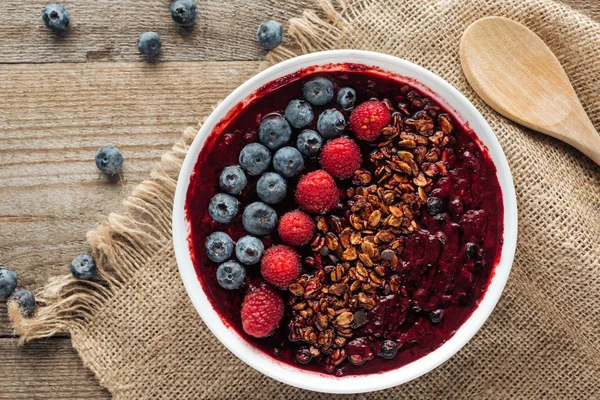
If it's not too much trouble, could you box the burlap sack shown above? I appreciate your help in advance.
[10,0,600,398]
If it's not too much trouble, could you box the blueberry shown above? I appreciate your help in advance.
[42,4,70,32]
[465,243,480,260]
[170,0,198,26]
[296,129,323,157]
[285,99,314,129]
[273,147,304,178]
[256,20,284,50]
[337,87,356,110]
[69,255,96,280]
[10,289,35,317]
[205,231,234,263]
[256,172,287,204]
[0,269,17,298]
[138,32,161,58]
[239,143,271,176]
[258,114,292,150]
[302,76,334,106]
[317,109,346,138]
[95,145,123,176]
[426,196,444,215]
[219,165,247,195]
[428,309,444,325]
[378,340,398,359]
[216,261,246,290]
[235,236,264,265]
[208,193,239,224]
[242,202,277,236]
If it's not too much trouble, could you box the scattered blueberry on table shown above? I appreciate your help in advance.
[10,289,36,317]
[205,231,234,263]
[69,255,97,280]
[170,0,198,26]
[219,165,247,195]
[42,4,70,32]
[216,260,246,290]
[235,236,264,265]
[256,20,284,50]
[256,172,287,204]
[138,32,162,58]
[95,145,123,176]
[0,269,18,298]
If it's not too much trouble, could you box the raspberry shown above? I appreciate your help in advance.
[349,100,391,142]
[319,138,362,179]
[240,285,284,338]
[278,210,316,246]
[260,245,302,289]
[295,170,339,214]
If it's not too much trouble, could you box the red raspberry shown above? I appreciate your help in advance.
[240,285,284,338]
[319,138,362,179]
[260,245,302,289]
[295,170,339,214]
[349,100,391,142]
[278,210,316,246]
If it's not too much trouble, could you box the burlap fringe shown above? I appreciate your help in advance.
[10,126,199,343]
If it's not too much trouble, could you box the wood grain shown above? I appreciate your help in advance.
[0,0,313,63]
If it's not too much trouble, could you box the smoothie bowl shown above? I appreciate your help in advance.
[172,50,517,393]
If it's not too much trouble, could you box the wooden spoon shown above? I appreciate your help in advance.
[459,16,600,165]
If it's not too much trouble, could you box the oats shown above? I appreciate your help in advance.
[289,284,305,296]
[316,216,329,233]
[438,114,453,134]
[342,246,357,261]
[358,253,373,267]
[325,232,339,251]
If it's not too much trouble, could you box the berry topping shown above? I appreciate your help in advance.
[273,147,305,178]
[319,137,361,179]
[426,196,444,215]
[258,114,292,151]
[278,210,316,246]
[337,87,356,110]
[256,172,287,204]
[137,32,162,59]
[69,255,96,280]
[219,165,247,195]
[317,109,346,139]
[242,202,277,236]
[285,99,314,129]
[205,231,234,263]
[241,285,284,338]
[95,145,123,176]
[302,76,334,106]
[216,260,246,290]
[170,0,198,26]
[208,193,239,224]
[239,143,271,176]
[42,4,70,32]
[349,100,391,142]
[9,289,35,317]
[296,129,323,158]
[295,170,339,214]
[235,235,264,265]
[0,269,17,298]
[378,340,398,359]
[260,245,301,289]
[256,20,284,50]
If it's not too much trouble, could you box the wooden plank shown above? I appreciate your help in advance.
[0,337,110,399]
[0,60,259,298]
[0,0,313,64]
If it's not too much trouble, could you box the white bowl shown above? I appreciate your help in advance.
[172,50,517,394]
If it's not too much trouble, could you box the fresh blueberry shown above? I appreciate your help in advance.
[69,255,96,280]
[428,309,444,325]
[378,340,398,359]
[205,231,234,263]
[138,32,161,58]
[426,196,444,215]
[337,87,356,110]
[256,172,287,204]
[170,0,198,26]
[302,76,334,106]
[219,165,247,195]
[239,143,271,176]
[42,4,70,32]
[216,260,246,290]
[256,20,284,50]
[95,145,123,176]
[0,269,17,298]
[317,109,346,138]
[273,147,304,178]
[10,289,35,317]
[235,236,264,265]
[242,202,277,236]
[296,129,323,157]
[208,193,239,224]
[258,114,292,150]
[285,99,314,129]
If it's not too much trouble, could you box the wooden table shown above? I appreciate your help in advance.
[0,1,598,398]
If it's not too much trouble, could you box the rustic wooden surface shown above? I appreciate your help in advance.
[0,0,598,398]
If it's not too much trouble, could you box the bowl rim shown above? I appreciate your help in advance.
[172,49,518,394]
